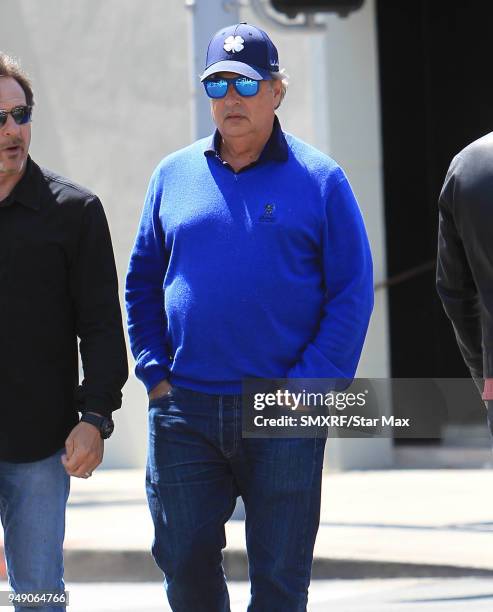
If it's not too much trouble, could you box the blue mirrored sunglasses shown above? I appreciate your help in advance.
[203,77,260,99]
[0,105,32,128]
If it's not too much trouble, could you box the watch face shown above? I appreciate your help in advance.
[101,418,115,439]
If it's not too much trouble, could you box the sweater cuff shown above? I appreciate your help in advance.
[482,378,493,401]
[136,362,170,394]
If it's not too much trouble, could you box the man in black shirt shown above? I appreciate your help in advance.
[0,53,127,609]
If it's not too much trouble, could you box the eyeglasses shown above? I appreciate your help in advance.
[203,77,260,99]
[0,105,33,128]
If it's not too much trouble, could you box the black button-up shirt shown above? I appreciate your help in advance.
[0,157,127,462]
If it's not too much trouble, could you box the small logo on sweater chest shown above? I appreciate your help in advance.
[259,203,276,223]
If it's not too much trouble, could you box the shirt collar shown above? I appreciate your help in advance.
[203,115,289,166]
[0,157,41,211]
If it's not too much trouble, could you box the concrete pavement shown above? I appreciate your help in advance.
[8,579,493,612]
[2,445,493,582]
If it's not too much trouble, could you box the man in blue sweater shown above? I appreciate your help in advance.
[126,23,373,612]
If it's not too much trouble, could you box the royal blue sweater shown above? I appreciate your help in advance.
[126,120,373,394]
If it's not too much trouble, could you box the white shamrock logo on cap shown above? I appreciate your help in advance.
[223,35,244,53]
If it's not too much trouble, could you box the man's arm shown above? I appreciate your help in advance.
[65,196,128,477]
[126,167,171,395]
[436,160,484,381]
[287,174,374,383]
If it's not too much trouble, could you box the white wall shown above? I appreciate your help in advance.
[2,0,191,467]
[2,0,391,468]
[323,0,393,469]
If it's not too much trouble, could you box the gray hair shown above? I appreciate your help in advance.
[270,68,289,109]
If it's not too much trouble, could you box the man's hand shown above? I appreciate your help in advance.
[62,419,104,479]
[149,379,172,400]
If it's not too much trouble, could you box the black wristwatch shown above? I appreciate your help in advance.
[80,412,114,439]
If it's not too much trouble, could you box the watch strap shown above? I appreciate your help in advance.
[80,412,114,439]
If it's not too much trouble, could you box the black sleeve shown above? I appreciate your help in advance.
[436,158,483,380]
[70,196,128,417]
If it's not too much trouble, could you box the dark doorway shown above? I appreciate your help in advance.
[376,1,493,380]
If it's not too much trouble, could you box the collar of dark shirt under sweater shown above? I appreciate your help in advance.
[203,115,289,170]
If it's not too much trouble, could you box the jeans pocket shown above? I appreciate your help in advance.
[148,388,175,409]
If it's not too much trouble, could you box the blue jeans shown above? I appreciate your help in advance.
[0,449,70,612]
[146,386,326,612]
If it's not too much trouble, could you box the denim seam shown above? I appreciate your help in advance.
[219,395,239,459]
[218,395,224,456]
[232,395,239,457]
[298,437,319,577]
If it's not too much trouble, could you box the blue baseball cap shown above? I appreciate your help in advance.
[200,23,279,82]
